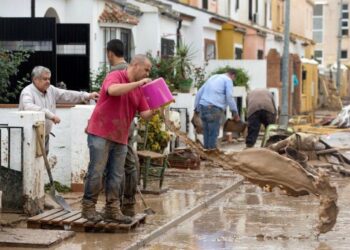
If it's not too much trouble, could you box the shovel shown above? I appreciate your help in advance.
[34,125,72,211]
[136,185,155,215]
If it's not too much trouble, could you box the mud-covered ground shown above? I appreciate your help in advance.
[146,178,350,250]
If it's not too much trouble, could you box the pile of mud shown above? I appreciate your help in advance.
[163,115,338,235]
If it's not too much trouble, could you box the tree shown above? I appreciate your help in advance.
[0,48,31,103]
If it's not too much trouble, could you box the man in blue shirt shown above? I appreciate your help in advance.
[194,68,240,149]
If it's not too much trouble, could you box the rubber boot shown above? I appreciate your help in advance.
[104,204,132,224]
[122,204,136,217]
[81,200,103,223]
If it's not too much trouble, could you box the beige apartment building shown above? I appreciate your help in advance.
[313,0,350,66]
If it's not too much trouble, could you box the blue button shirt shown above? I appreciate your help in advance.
[194,74,238,114]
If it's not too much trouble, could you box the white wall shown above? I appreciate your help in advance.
[206,60,267,90]
[0,0,35,17]
[0,111,46,214]
[134,12,160,55]
[265,33,283,56]
[161,0,222,66]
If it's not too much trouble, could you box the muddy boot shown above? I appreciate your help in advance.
[81,201,103,223]
[122,204,136,217]
[104,206,133,224]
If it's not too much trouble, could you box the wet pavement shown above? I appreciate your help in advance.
[1,166,241,250]
[145,179,350,250]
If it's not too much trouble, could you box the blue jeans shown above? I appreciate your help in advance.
[199,105,224,149]
[83,134,127,208]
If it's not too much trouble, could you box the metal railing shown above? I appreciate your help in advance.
[0,125,24,212]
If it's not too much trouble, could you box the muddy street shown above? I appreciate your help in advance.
[2,169,350,250]
[146,179,350,250]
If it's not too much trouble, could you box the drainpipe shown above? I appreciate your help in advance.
[31,0,35,17]
[279,0,290,128]
[176,19,183,49]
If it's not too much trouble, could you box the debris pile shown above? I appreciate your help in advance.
[331,105,350,128]
[268,133,350,177]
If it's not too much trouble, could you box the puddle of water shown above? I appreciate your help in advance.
[146,180,350,250]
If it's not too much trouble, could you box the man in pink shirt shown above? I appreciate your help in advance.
[82,54,157,223]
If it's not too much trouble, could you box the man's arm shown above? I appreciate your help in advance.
[270,92,277,114]
[194,84,205,112]
[107,78,151,96]
[139,109,158,120]
[225,80,238,114]
[54,86,99,104]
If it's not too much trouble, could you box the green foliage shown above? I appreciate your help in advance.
[45,181,71,193]
[193,62,208,89]
[147,42,197,93]
[138,114,170,153]
[207,65,250,89]
[90,64,108,92]
[0,48,31,103]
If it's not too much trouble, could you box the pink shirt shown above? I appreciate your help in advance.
[87,70,149,144]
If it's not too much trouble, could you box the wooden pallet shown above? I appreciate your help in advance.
[27,209,146,233]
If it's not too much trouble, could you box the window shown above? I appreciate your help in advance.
[314,50,323,64]
[0,40,52,51]
[161,38,175,58]
[255,0,258,12]
[236,0,239,11]
[249,0,253,20]
[57,44,86,55]
[302,69,307,94]
[342,4,349,36]
[235,47,243,59]
[257,50,264,59]
[313,4,323,43]
[341,50,348,59]
[204,39,216,60]
[120,29,131,62]
[202,0,208,10]
[102,27,132,65]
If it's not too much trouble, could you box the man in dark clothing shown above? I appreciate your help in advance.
[246,88,277,148]
[107,39,138,217]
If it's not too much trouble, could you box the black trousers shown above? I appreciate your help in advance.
[246,110,276,147]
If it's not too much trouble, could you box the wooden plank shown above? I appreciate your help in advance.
[61,213,82,224]
[41,210,70,223]
[27,209,63,222]
[105,222,120,229]
[95,220,108,228]
[0,228,75,248]
[72,217,88,225]
[118,213,147,230]
[51,210,81,224]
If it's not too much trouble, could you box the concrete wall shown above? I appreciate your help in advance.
[0,111,46,215]
[290,0,314,40]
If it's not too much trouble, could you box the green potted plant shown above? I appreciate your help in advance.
[171,43,196,93]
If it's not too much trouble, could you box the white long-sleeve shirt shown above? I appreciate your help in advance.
[19,83,90,135]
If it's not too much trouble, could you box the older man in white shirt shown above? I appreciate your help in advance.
[19,65,99,153]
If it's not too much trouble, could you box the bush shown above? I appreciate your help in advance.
[90,64,108,92]
[198,66,250,89]
[0,48,31,103]
[138,114,170,153]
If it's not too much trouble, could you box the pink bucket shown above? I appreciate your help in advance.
[141,77,175,109]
